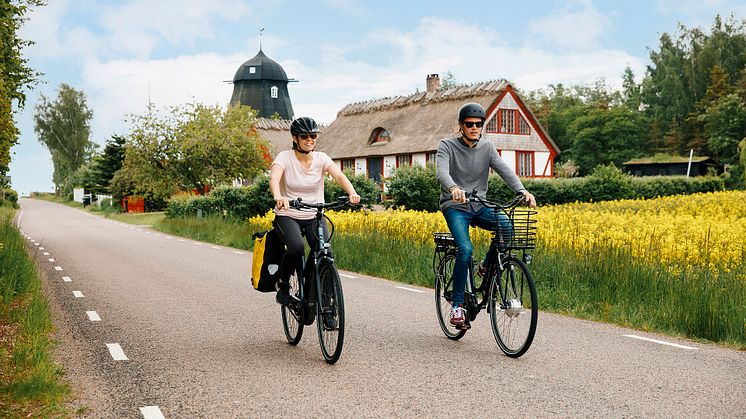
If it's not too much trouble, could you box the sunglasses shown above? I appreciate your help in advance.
[298,133,318,140]
[463,121,484,128]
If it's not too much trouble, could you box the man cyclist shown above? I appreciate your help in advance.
[435,102,536,329]
[269,117,361,305]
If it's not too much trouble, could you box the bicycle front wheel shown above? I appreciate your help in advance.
[435,253,467,340]
[316,261,345,364]
[488,257,537,357]
[281,272,304,345]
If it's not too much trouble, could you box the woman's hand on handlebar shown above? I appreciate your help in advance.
[274,196,289,211]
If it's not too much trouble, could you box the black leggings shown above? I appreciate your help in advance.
[273,216,330,282]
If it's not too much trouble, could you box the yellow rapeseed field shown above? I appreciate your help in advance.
[248,190,746,273]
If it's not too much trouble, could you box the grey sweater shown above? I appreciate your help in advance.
[436,137,525,211]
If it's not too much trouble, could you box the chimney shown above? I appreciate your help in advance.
[426,74,440,93]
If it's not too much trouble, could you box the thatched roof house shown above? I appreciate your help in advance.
[315,75,560,183]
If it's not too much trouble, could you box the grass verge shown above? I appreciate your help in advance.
[0,207,70,416]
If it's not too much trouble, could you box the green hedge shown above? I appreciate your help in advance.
[324,169,381,208]
[166,175,273,219]
[385,163,725,209]
[2,189,18,208]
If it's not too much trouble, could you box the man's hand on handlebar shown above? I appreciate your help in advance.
[450,186,467,203]
[521,190,537,208]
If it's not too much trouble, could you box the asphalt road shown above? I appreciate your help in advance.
[17,198,746,418]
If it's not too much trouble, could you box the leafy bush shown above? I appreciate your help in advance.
[386,163,440,211]
[325,169,381,208]
[165,175,273,219]
[586,164,633,201]
[2,189,18,208]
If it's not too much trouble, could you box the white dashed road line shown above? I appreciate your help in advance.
[140,406,165,419]
[106,343,129,361]
[339,273,357,279]
[39,247,45,250]
[43,252,50,256]
[54,266,63,271]
[396,286,426,294]
[623,334,697,350]
[48,258,55,262]
[62,276,72,282]
[72,291,84,298]
[232,250,244,255]
[210,246,221,250]
[86,311,101,321]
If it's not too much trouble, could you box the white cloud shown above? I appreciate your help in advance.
[528,0,610,50]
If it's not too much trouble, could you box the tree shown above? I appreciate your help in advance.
[702,93,746,164]
[439,71,458,90]
[90,135,126,194]
[121,103,270,199]
[33,83,95,195]
[568,106,648,175]
[0,0,44,177]
[621,66,641,110]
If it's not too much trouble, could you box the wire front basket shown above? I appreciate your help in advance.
[495,208,538,250]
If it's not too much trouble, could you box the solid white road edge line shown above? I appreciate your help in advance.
[623,334,698,350]
[339,273,357,279]
[140,406,165,419]
[62,276,72,282]
[86,311,101,321]
[396,286,426,294]
[232,251,244,254]
[106,343,129,361]
[210,246,221,250]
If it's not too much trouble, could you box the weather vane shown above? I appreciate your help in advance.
[260,27,265,50]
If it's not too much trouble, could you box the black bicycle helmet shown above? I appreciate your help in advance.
[458,102,486,122]
[290,116,319,136]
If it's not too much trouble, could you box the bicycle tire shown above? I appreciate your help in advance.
[488,257,537,357]
[435,253,467,340]
[316,260,345,364]
[281,272,304,345]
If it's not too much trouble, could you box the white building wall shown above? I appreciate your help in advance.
[413,153,426,167]
[499,150,517,174]
[355,158,366,176]
[535,152,551,176]
[383,156,396,178]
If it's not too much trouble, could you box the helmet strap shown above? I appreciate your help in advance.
[292,141,311,154]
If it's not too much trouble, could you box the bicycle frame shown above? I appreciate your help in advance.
[288,197,348,323]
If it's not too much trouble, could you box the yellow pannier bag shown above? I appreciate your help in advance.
[251,229,284,292]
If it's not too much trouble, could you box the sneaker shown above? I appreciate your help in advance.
[449,305,466,327]
[276,281,291,305]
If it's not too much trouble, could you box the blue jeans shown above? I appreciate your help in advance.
[443,206,511,307]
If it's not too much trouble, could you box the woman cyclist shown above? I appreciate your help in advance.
[435,103,536,329]
[269,116,361,305]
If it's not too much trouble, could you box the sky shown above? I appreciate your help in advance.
[8,0,745,195]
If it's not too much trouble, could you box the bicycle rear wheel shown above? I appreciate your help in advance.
[435,253,467,340]
[316,261,345,364]
[281,272,304,345]
[488,257,537,357]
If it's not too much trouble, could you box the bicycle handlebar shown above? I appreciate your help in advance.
[289,196,354,211]
[466,190,526,209]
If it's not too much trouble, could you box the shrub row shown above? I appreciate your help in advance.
[385,164,725,211]
[166,176,273,219]
[166,171,382,219]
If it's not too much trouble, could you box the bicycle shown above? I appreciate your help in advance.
[280,196,352,364]
[433,192,538,358]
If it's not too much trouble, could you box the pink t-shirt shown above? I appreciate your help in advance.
[272,150,334,220]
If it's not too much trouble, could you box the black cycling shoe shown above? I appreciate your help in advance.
[276,281,291,305]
